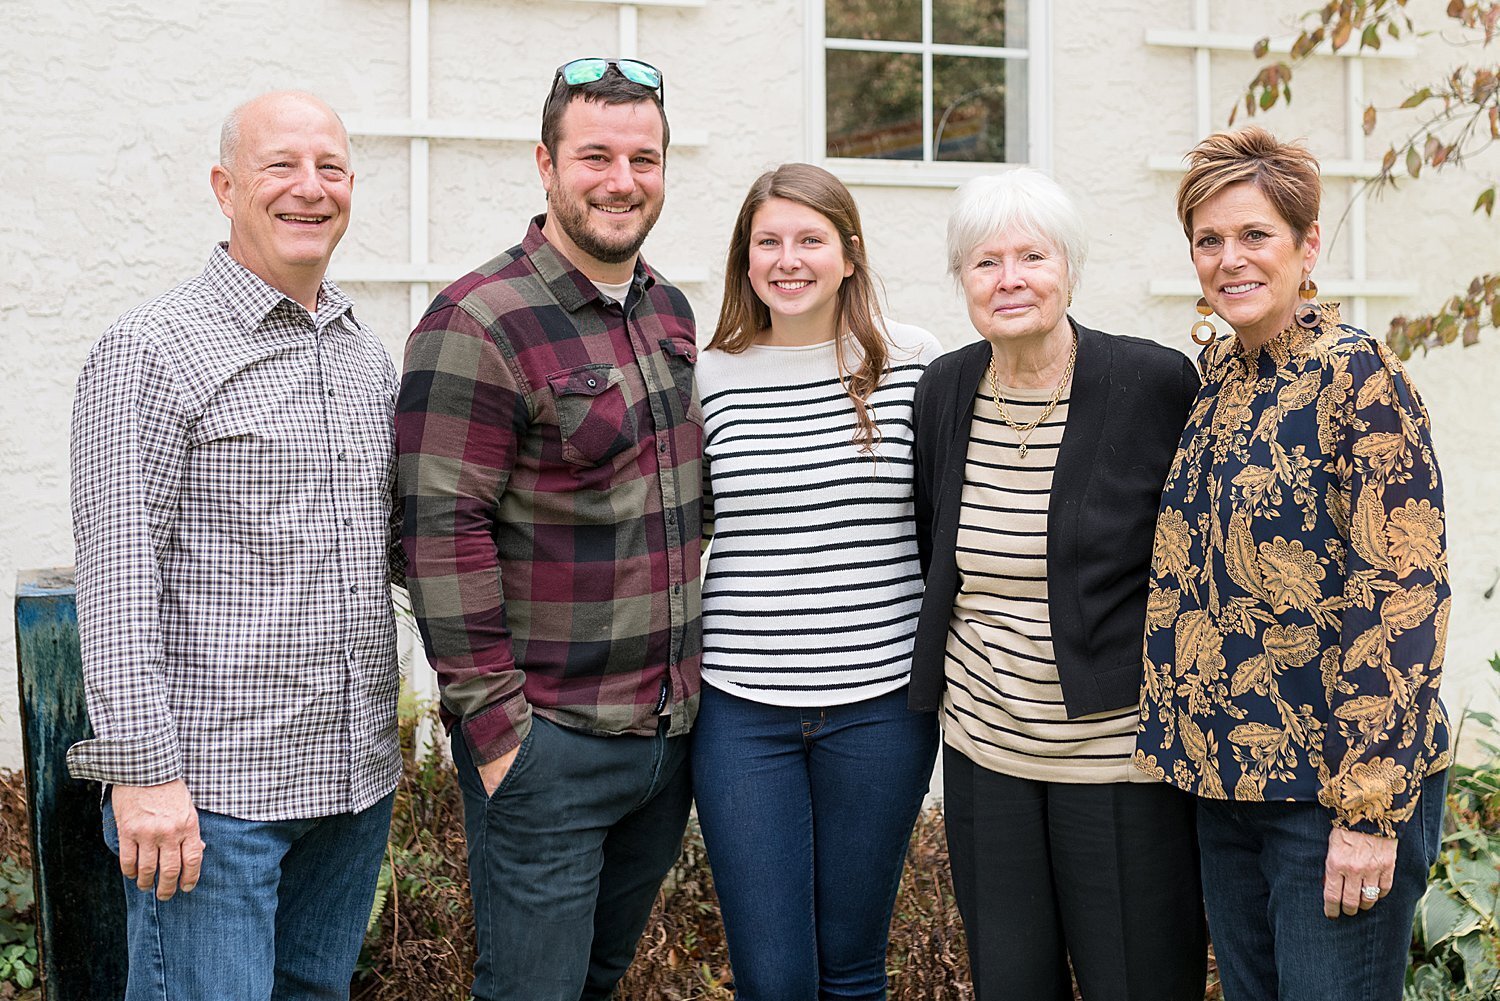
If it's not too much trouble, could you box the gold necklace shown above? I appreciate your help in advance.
[987,332,1077,459]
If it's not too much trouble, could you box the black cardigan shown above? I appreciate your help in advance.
[908,321,1201,718]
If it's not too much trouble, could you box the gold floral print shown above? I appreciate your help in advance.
[1136,305,1449,839]
[1386,499,1445,577]
[1153,507,1195,580]
[1258,537,1325,613]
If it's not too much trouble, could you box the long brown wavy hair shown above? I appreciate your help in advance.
[709,163,889,453]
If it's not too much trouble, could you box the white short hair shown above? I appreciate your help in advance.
[945,169,1088,291]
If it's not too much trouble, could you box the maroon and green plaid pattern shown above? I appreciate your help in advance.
[397,218,702,765]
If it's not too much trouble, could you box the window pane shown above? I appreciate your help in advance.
[933,0,1026,49]
[826,49,923,160]
[933,55,1024,162]
[826,0,921,43]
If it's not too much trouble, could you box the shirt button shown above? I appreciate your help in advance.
[658,441,668,454]
[350,584,359,594]
[337,450,347,461]
[343,516,353,528]
[327,388,335,398]
[586,378,598,389]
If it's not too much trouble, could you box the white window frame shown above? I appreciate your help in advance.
[805,0,1052,188]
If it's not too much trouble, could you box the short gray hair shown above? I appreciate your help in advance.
[945,168,1088,291]
[218,91,350,170]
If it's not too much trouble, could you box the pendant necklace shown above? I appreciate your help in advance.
[987,331,1077,459]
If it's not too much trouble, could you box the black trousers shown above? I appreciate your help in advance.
[944,744,1207,1001]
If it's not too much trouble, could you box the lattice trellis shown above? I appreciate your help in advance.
[1145,0,1420,331]
[334,0,708,330]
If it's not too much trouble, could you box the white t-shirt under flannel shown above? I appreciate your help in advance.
[66,245,402,821]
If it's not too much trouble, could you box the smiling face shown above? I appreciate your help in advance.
[537,97,665,282]
[1190,181,1320,349]
[960,229,1071,350]
[745,197,854,340]
[211,93,353,309]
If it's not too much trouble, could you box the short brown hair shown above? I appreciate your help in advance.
[1176,127,1321,244]
[539,67,669,159]
[709,163,888,453]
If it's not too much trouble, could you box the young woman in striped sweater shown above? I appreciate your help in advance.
[690,163,941,1000]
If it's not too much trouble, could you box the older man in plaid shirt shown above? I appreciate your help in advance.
[67,91,401,1001]
[398,59,701,1001]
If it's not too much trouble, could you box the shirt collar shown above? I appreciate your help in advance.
[203,243,356,332]
[520,215,656,312]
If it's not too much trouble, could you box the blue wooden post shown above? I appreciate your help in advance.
[14,568,127,1000]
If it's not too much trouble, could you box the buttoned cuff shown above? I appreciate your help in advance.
[65,725,183,788]
[460,693,532,766]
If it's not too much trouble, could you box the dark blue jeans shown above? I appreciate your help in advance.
[690,684,939,1001]
[103,791,394,1001]
[1197,769,1448,1001]
[452,715,691,1001]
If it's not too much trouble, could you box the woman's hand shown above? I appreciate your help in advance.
[1324,827,1397,918]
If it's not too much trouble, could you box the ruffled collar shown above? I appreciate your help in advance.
[1201,301,1343,381]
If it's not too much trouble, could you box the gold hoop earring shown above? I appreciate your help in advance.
[1190,297,1216,345]
[1295,277,1320,329]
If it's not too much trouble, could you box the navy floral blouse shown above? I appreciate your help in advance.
[1135,304,1450,838]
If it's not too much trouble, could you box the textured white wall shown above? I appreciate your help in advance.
[2,0,1495,769]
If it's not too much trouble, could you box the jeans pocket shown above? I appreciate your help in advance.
[547,364,639,467]
[101,796,119,854]
[487,721,539,803]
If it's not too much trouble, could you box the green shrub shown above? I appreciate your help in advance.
[1406,655,1500,999]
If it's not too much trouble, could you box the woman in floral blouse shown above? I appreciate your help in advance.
[1135,127,1449,1000]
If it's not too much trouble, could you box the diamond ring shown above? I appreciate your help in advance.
[1361,885,1380,901]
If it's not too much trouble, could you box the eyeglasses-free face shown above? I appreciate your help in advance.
[552,58,665,103]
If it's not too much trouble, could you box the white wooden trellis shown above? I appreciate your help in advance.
[338,0,708,748]
[335,0,709,333]
[1144,0,1420,331]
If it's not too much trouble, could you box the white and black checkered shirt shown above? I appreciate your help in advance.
[65,245,403,821]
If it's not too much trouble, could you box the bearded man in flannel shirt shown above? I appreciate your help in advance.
[397,59,702,1001]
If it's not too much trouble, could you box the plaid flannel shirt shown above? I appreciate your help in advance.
[397,217,702,766]
[66,245,403,821]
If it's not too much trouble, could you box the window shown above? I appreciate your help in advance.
[809,0,1048,185]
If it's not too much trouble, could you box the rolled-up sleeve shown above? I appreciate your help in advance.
[1323,340,1450,837]
[65,324,188,787]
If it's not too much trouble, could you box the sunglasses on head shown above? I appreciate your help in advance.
[551,58,665,104]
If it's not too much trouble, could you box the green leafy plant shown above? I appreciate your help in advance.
[0,857,36,992]
[1406,654,1500,998]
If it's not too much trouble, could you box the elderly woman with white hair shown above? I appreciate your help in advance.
[909,169,1207,1000]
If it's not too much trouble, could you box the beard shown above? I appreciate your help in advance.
[547,189,663,265]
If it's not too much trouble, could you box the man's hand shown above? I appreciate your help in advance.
[1323,826,1396,918]
[112,780,204,900]
[477,745,521,797]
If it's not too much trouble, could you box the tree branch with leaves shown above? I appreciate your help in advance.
[1236,1,1499,358]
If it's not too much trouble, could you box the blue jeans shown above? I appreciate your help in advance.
[102,791,394,1001]
[451,715,692,1001]
[1197,769,1448,1001]
[690,684,939,1001]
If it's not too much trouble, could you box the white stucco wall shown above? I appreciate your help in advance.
[2,0,1495,770]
